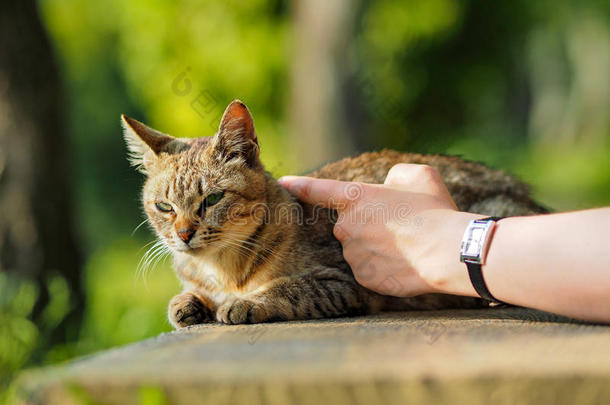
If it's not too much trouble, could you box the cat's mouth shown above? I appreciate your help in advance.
[173,243,203,253]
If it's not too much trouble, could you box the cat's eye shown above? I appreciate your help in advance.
[199,191,224,215]
[155,202,173,213]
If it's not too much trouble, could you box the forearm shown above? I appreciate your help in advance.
[431,208,610,322]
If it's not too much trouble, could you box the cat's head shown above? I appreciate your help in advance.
[122,100,268,254]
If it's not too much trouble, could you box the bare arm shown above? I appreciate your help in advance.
[278,165,610,323]
[478,209,610,322]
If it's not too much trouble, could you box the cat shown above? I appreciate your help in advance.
[122,100,546,327]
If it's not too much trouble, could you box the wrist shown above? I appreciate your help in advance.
[419,211,485,297]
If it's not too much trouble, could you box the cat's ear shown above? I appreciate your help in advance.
[214,100,260,167]
[121,115,188,173]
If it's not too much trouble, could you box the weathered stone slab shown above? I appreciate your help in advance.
[16,308,610,404]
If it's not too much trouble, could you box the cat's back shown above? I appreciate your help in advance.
[308,149,546,216]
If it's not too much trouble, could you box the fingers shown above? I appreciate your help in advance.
[384,163,457,209]
[278,176,364,209]
[384,163,441,188]
[279,164,437,207]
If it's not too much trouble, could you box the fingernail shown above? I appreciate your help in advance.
[277,176,303,196]
[277,175,297,186]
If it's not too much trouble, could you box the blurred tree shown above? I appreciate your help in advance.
[290,0,358,171]
[0,0,83,352]
[342,0,609,209]
[344,0,535,155]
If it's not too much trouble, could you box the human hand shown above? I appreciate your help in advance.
[278,164,481,297]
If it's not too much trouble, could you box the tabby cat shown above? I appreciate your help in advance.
[122,100,545,327]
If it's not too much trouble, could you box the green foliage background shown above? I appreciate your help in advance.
[1,0,608,400]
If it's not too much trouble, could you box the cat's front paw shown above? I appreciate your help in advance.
[216,298,269,325]
[168,292,213,328]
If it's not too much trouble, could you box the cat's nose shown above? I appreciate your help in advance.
[177,228,195,244]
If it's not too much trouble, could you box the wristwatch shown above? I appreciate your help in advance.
[460,216,505,304]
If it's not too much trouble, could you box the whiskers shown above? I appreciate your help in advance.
[131,218,150,236]
[134,226,286,290]
[136,239,172,289]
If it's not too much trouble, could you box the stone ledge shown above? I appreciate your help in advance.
[16,308,610,404]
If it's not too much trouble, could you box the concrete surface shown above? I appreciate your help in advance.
[16,308,610,404]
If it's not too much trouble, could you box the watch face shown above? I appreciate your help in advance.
[460,220,496,263]
[465,227,485,256]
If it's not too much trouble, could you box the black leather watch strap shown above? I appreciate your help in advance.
[465,216,505,304]
[465,261,504,304]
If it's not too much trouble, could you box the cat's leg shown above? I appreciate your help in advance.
[168,291,216,328]
[216,268,371,325]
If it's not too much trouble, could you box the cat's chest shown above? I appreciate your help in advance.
[172,253,250,305]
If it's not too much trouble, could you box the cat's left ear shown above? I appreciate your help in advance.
[214,100,260,167]
[121,115,189,173]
